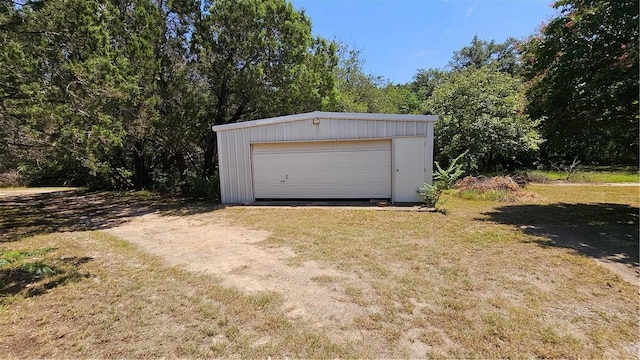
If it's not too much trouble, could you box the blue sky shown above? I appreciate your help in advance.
[290,0,559,84]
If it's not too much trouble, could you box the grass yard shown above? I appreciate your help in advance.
[1,185,638,358]
[526,169,639,183]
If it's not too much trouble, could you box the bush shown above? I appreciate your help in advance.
[0,170,27,188]
[417,183,442,208]
[184,172,220,201]
[417,151,467,211]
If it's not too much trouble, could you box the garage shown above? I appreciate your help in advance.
[252,139,391,199]
[211,111,437,204]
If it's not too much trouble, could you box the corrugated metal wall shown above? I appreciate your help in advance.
[215,115,435,203]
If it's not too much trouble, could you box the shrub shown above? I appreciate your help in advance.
[0,170,27,188]
[417,151,467,211]
[416,183,442,208]
[184,172,220,201]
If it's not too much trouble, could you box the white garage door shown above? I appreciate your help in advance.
[252,140,391,199]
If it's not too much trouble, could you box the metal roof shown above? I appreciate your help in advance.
[211,111,438,132]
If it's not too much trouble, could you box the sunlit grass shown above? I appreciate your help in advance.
[230,185,638,358]
[527,169,639,183]
[1,185,638,358]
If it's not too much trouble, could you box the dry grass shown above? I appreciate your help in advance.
[231,185,639,358]
[0,231,360,358]
[1,185,638,358]
[454,175,540,202]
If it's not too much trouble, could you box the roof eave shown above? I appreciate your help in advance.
[211,111,438,132]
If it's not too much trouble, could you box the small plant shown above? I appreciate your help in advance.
[551,156,582,182]
[433,150,468,190]
[417,182,442,208]
[417,151,467,212]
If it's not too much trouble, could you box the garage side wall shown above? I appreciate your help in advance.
[216,117,434,203]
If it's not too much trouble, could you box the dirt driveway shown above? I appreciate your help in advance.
[105,211,378,329]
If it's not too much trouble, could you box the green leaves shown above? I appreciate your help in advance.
[194,0,338,174]
[522,0,639,164]
[429,67,542,172]
[417,150,466,211]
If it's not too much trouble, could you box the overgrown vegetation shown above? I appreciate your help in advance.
[1,0,637,195]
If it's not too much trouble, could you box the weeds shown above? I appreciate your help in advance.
[417,151,466,211]
[551,156,582,182]
[0,246,89,305]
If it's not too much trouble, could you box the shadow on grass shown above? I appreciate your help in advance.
[0,189,221,242]
[482,203,639,276]
[0,256,93,301]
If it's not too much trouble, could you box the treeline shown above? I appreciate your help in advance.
[1,0,637,196]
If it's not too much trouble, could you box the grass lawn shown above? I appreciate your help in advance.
[1,185,638,358]
[526,169,639,183]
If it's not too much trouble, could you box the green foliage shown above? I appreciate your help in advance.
[416,182,442,208]
[184,172,220,201]
[457,189,511,202]
[333,46,420,114]
[6,0,631,198]
[1,0,339,197]
[417,151,466,210]
[193,0,339,174]
[410,68,447,103]
[0,247,56,275]
[521,0,639,165]
[525,169,640,183]
[19,262,58,276]
[449,35,522,76]
[433,151,468,189]
[428,66,542,172]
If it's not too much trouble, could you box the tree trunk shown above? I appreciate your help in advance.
[133,139,150,189]
[203,133,217,177]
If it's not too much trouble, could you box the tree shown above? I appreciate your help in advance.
[521,0,639,165]
[450,35,522,76]
[0,0,49,173]
[193,0,338,175]
[428,66,542,172]
[333,46,419,114]
[333,46,390,113]
[410,68,447,103]
[0,0,136,186]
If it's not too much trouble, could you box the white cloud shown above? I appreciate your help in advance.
[465,4,476,18]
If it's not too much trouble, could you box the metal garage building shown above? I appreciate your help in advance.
[212,111,438,204]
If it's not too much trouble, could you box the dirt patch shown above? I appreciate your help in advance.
[105,212,377,329]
